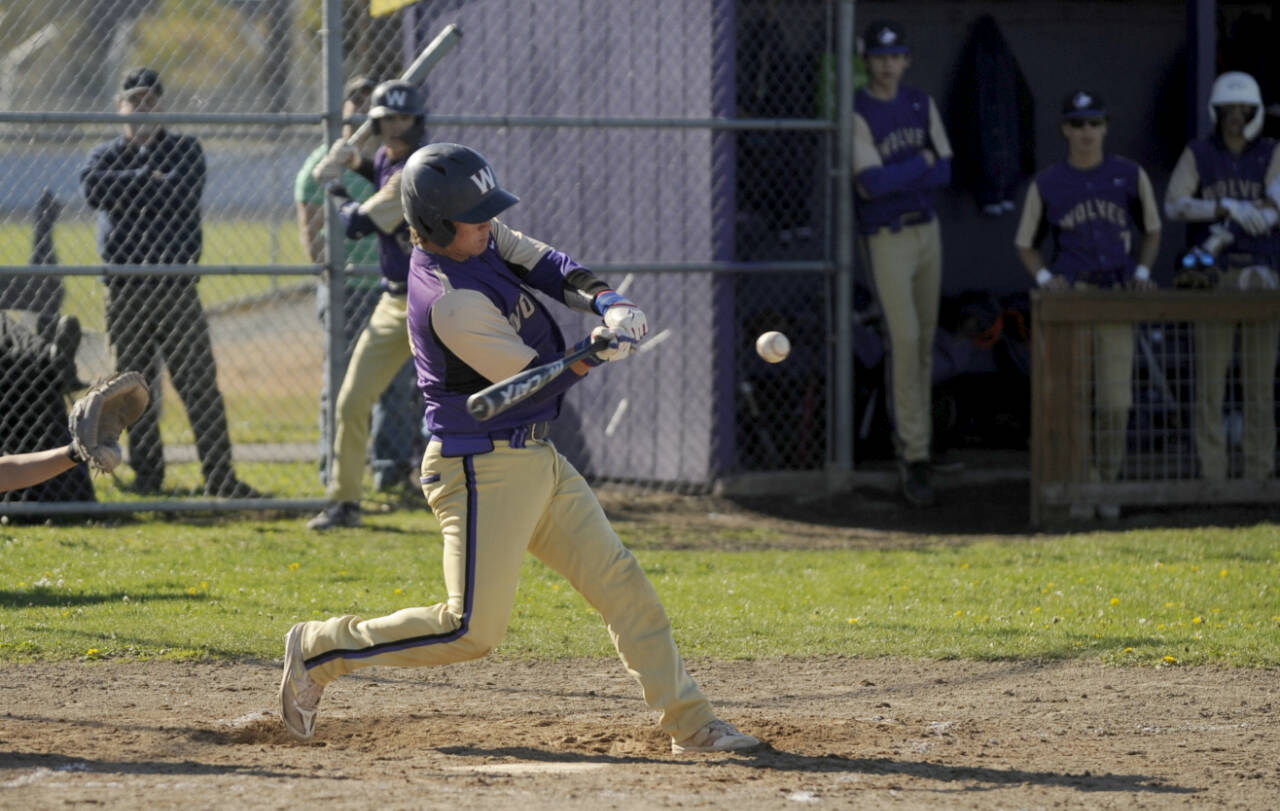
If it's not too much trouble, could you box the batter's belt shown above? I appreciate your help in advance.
[433,420,552,457]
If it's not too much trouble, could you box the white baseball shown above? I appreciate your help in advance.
[755,331,790,363]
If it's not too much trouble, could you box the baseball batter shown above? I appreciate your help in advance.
[1164,71,1280,481]
[280,143,761,755]
[852,20,953,507]
[308,79,427,530]
[1014,90,1161,518]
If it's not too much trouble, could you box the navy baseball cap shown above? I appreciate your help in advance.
[121,67,163,98]
[862,21,909,55]
[1061,89,1106,119]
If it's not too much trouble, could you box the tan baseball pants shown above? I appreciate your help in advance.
[1194,269,1279,480]
[864,219,942,463]
[327,291,414,502]
[300,438,717,740]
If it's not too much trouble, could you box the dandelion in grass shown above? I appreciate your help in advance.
[1163,655,1177,664]
[394,588,403,595]
[1110,597,1120,606]
[1124,647,1134,654]
[847,617,860,624]
[187,587,198,596]
[288,562,300,571]
[1219,569,1228,577]
[1193,616,1203,624]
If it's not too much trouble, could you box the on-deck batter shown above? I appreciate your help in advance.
[279,142,761,755]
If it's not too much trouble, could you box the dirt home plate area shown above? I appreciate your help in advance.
[0,656,1276,809]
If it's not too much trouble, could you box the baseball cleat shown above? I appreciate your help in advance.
[279,622,324,740]
[306,501,362,531]
[671,719,761,754]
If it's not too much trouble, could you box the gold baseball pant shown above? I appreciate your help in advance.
[300,438,717,740]
[1194,269,1279,480]
[327,291,414,503]
[864,219,942,463]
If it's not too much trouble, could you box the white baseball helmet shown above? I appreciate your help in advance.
[1208,71,1264,140]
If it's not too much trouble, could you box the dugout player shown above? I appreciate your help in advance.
[1164,71,1280,481]
[852,20,953,507]
[1014,90,1161,519]
[79,67,257,498]
[280,143,761,755]
[296,75,421,493]
[307,79,428,530]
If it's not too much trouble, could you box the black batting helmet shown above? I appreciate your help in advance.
[368,79,425,142]
[400,143,519,248]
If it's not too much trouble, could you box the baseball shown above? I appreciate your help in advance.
[755,331,790,363]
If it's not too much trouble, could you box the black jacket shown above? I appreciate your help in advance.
[946,15,1036,208]
[80,130,205,266]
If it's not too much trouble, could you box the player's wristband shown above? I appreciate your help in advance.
[592,290,632,317]
[1133,265,1151,281]
[1035,268,1053,287]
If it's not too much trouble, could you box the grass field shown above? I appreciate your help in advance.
[2,510,1277,668]
[0,218,312,333]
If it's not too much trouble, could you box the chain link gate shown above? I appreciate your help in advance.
[0,0,855,516]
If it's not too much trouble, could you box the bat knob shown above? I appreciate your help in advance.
[466,394,493,421]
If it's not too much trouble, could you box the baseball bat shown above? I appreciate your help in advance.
[346,23,462,148]
[467,335,612,422]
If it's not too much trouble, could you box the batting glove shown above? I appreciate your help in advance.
[576,326,635,367]
[594,291,647,359]
[1221,198,1269,236]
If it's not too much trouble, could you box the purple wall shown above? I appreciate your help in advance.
[405,0,737,484]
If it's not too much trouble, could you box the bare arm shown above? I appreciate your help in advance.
[0,447,78,494]
[296,201,325,263]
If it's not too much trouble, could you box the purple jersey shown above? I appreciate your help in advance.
[853,84,951,232]
[1030,155,1145,286]
[373,147,413,285]
[406,228,606,438]
[1188,135,1280,263]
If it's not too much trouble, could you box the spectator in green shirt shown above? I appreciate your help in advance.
[294,76,422,493]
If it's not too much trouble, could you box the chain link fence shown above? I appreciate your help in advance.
[1,0,851,516]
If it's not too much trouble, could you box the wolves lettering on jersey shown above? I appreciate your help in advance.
[1057,198,1131,230]
[1200,178,1265,202]
[876,126,927,160]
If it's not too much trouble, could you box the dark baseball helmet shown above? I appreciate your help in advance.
[400,143,519,248]
[368,79,425,141]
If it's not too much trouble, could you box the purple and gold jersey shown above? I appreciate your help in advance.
[852,84,952,233]
[1015,155,1160,286]
[407,220,609,437]
[1166,135,1280,262]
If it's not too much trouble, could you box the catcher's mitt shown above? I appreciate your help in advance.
[68,371,150,473]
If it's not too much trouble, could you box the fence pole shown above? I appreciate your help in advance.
[829,0,856,489]
[322,0,346,486]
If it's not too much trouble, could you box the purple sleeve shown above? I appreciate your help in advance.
[855,153,932,199]
[898,157,951,194]
[516,248,609,312]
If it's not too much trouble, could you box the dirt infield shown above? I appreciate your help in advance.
[1,657,1276,809]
